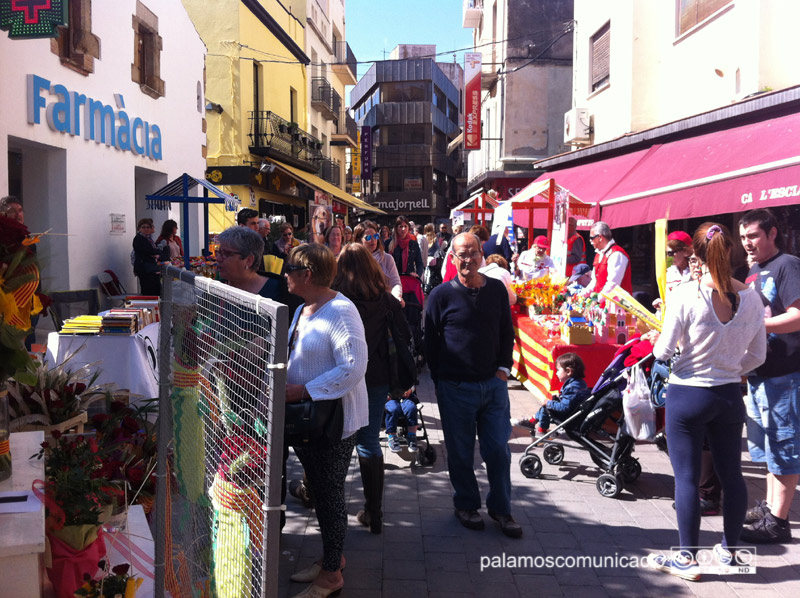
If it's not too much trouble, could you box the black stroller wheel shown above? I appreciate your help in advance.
[615,458,642,483]
[519,454,542,478]
[596,473,624,498]
[543,443,565,465]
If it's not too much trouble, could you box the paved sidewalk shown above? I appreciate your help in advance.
[278,371,799,597]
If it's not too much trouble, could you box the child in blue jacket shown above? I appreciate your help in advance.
[514,352,590,435]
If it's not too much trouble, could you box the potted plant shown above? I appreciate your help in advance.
[73,561,143,598]
[91,399,159,517]
[35,430,122,598]
[5,353,106,435]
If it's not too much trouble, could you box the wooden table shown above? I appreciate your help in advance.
[511,312,621,405]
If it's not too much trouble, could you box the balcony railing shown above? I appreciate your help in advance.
[311,78,341,120]
[248,111,323,173]
[318,157,341,187]
[331,110,357,147]
[332,41,357,84]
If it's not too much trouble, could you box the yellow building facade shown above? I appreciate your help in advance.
[183,0,312,232]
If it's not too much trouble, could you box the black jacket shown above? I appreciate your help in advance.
[349,292,411,387]
[390,239,425,278]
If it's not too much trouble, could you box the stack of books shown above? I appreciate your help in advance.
[125,299,160,325]
[101,310,142,335]
[60,315,103,335]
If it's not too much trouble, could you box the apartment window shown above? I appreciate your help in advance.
[50,0,100,75]
[590,22,610,92]
[131,1,164,98]
[677,0,732,36]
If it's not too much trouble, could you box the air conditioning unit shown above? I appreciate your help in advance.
[564,107,591,144]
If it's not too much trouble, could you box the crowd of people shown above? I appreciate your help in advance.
[122,204,799,594]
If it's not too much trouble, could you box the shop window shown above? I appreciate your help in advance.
[50,0,101,75]
[131,1,165,99]
[590,22,610,92]
[677,0,732,36]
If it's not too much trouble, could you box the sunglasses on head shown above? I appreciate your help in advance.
[284,263,309,273]
[363,234,378,241]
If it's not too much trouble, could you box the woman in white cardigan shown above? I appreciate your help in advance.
[284,243,368,598]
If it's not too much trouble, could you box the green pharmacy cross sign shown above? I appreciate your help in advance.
[0,0,68,39]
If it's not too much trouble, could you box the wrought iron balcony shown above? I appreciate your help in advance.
[332,41,357,85]
[318,157,341,187]
[311,78,341,121]
[248,111,323,173]
[331,110,358,147]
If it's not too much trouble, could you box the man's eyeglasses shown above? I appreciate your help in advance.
[688,257,701,265]
[284,264,309,273]
[454,251,480,262]
[216,249,244,260]
[363,234,379,241]
[589,234,602,241]
[282,232,293,237]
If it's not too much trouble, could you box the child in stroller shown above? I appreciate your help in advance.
[522,353,591,436]
[516,339,655,498]
[386,387,419,452]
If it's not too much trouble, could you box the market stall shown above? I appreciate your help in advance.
[511,311,620,405]
[449,190,500,227]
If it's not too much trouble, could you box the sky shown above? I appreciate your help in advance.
[344,0,475,80]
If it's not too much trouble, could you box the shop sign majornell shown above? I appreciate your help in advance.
[27,74,163,160]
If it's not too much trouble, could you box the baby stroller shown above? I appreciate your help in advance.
[517,339,654,498]
[382,390,437,466]
[400,274,425,371]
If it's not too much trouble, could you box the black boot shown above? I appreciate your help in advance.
[357,455,384,534]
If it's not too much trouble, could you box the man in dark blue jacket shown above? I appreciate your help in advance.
[424,232,520,538]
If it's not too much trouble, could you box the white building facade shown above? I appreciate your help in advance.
[569,0,800,146]
[0,0,207,293]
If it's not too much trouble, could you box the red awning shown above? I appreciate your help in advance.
[537,111,800,228]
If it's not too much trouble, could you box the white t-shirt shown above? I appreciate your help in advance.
[517,250,554,281]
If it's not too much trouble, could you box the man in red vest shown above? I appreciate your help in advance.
[565,217,587,277]
[586,221,632,294]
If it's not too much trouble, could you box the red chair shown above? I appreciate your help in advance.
[97,269,128,306]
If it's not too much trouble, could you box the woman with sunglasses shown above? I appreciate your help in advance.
[284,243,368,597]
[270,222,302,262]
[647,223,766,580]
[666,231,694,297]
[354,220,404,305]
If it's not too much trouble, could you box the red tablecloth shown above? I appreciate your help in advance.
[511,313,620,406]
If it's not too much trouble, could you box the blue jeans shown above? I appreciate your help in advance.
[356,384,390,459]
[746,373,800,475]
[436,376,512,515]
[385,398,417,432]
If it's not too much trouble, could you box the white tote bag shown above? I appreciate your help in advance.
[622,364,657,441]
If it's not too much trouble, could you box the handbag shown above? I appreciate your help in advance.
[283,321,344,446]
[284,397,343,446]
[386,301,418,399]
[622,364,657,441]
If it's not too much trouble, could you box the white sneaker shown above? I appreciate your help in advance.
[648,551,701,582]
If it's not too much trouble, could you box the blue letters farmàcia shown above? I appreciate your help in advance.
[27,74,163,161]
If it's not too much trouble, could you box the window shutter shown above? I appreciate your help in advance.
[591,23,611,90]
